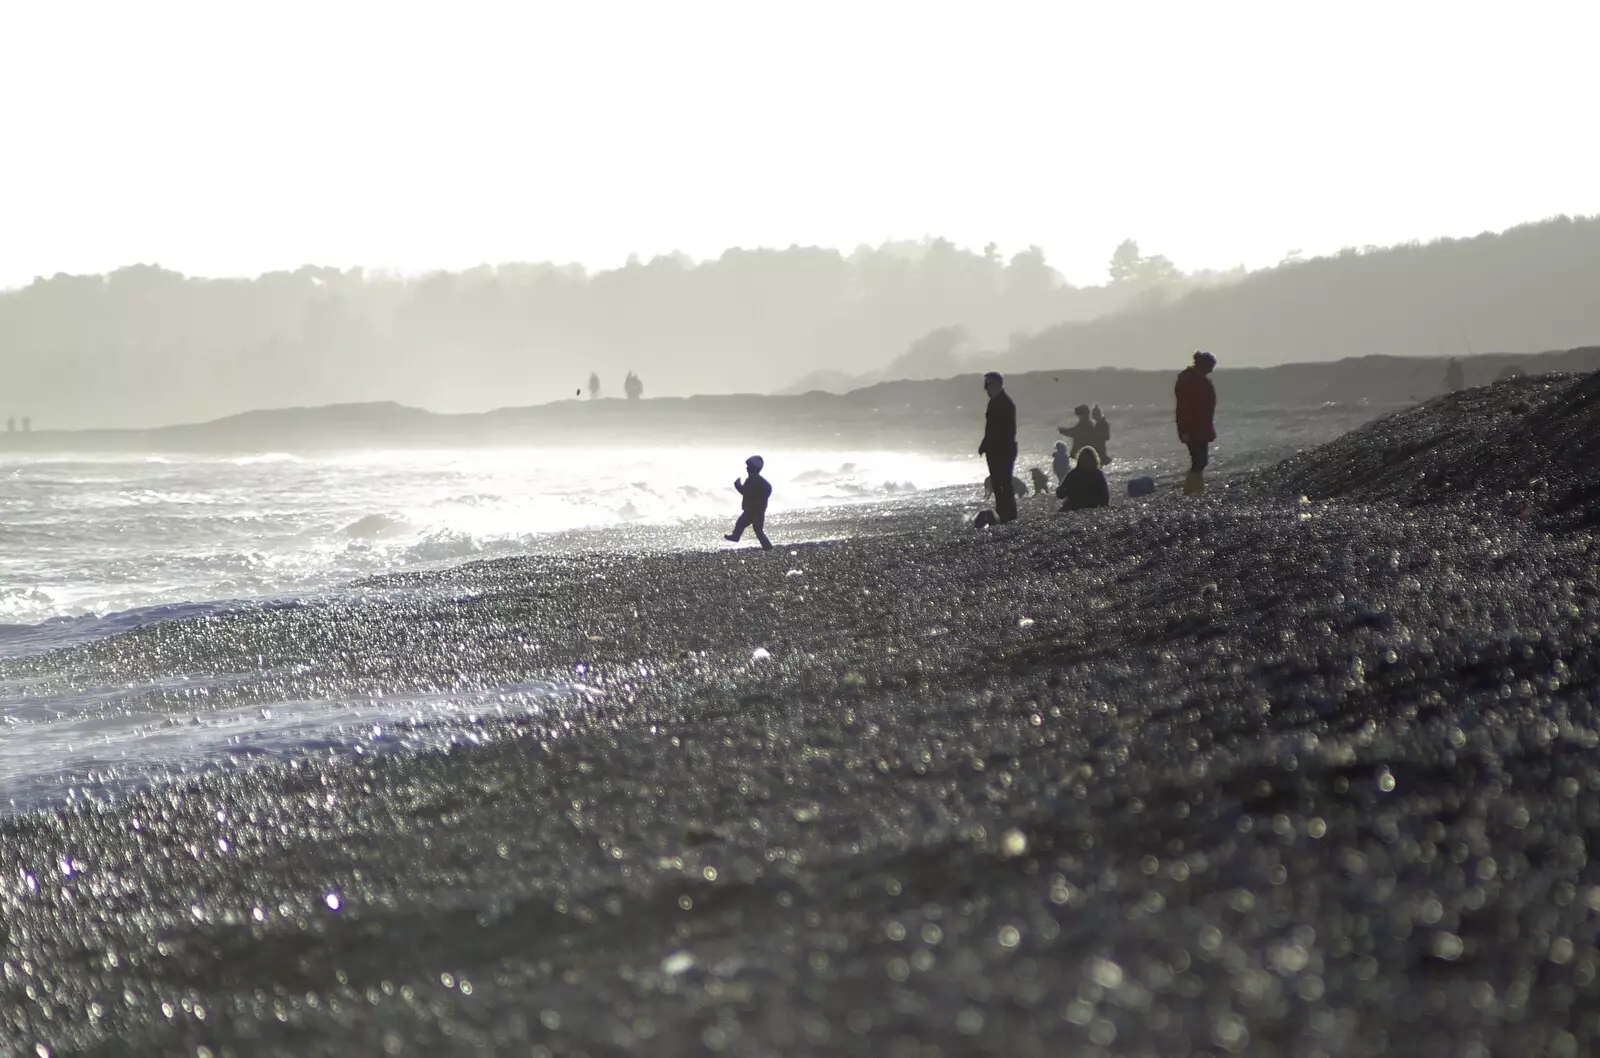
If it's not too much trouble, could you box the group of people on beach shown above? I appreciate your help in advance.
[723,350,1219,546]
[977,349,1219,525]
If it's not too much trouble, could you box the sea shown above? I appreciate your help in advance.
[0,403,1389,816]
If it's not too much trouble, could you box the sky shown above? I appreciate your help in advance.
[2,0,1597,289]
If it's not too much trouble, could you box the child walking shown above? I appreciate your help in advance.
[724,455,773,550]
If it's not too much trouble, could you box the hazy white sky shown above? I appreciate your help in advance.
[2,0,1596,289]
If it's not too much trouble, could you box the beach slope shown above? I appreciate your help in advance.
[1,379,1598,1056]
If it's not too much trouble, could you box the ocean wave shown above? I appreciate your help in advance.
[0,597,271,658]
[436,492,504,507]
[401,529,495,563]
[342,512,411,539]
[0,676,571,814]
[0,446,1061,624]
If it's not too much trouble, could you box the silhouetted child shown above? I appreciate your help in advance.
[1029,467,1051,495]
[1052,441,1071,484]
[725,455,773,550]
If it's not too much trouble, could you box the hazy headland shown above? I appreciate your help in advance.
[2,346,1596,456]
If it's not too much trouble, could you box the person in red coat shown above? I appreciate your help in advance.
[1175,350,1217,494]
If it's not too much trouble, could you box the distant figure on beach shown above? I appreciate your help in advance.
[1091,405,1112,465]
[1444,357,1465,393]
[1175,350,1218,495]
[978,371,1019,523]
[725,455,774,550]
[1052,441,1071,484]
[1029,467,1051,495]
[624,371,644,401]
[588,372,602,400]
[1056,445,1110,512]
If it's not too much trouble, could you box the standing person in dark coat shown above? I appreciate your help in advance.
[1056,445,1110,512]
[1175,350,1218,495]
[1091,405,1112,465]
[724,455,774,549]
[978,371,1018,523]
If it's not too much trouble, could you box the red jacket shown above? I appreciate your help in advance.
[1175,367,1216,443]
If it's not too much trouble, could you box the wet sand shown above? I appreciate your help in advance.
[3,377,1600,1057]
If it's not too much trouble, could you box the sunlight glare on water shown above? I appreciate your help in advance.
[0,446,976,621]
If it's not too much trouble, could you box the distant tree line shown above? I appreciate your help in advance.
[0,238,1217,429]
[786,238,1224,392]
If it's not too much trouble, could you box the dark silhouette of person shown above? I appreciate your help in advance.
[1444,357,1465,393]
[725,455,773,550]
[1056,445,1110,512]
[1052,441,1071,484]
[1058,404,1095,458]
[1175,350,1218,495]
[1029,467,1051,495]
[1091,405,1112,465]
[978,371,1018,523]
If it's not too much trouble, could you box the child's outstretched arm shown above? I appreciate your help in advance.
[734,478,745,493]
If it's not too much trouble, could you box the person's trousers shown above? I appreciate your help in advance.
[986,449,1018,523]
[730,510,772,549]
[1187,441,1210,473]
